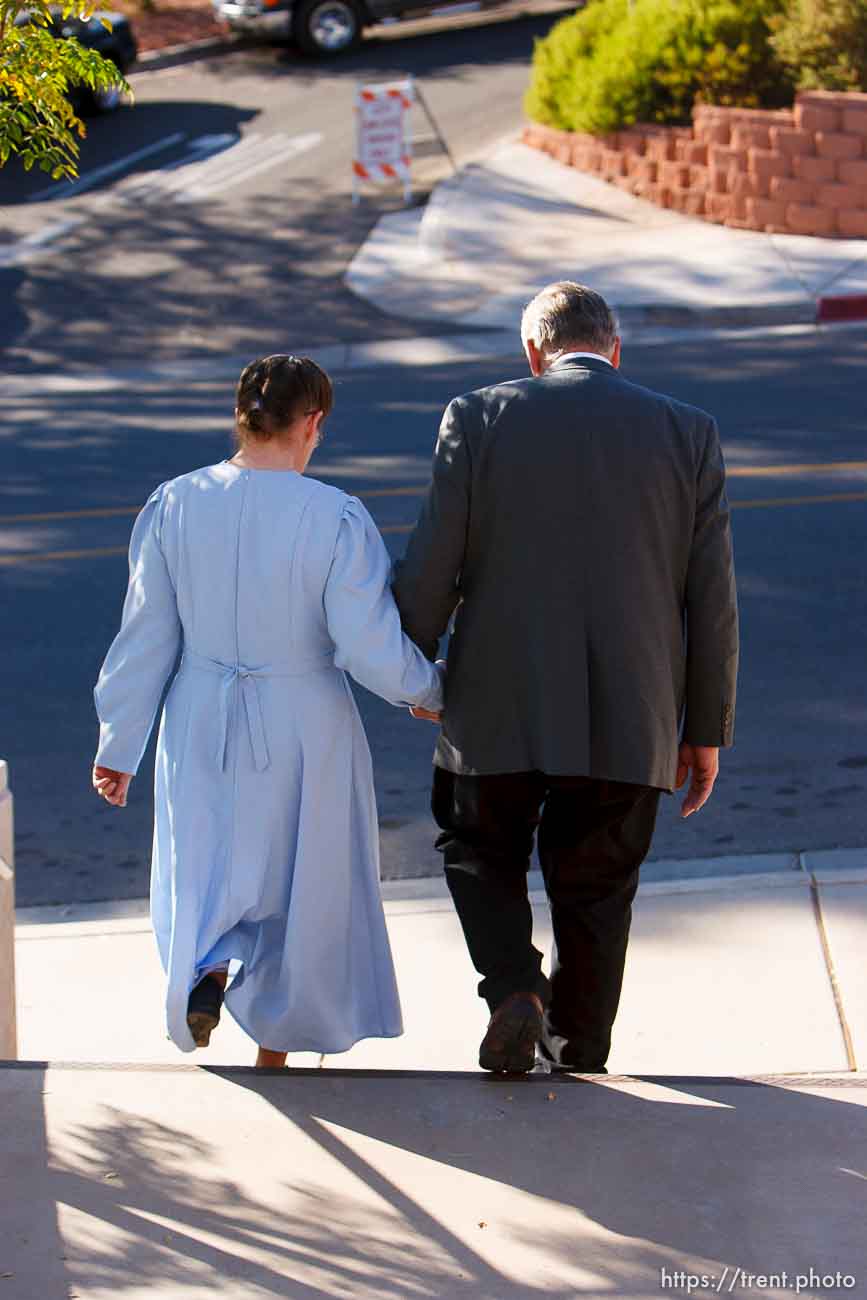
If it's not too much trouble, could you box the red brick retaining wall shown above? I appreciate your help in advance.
[523,92,867,238]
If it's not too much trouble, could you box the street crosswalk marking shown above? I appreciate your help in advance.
[27,133,186,204]
[0,217,84,269]
[114,131,322,207]
[1,131,323,267]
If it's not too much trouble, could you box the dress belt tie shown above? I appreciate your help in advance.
[182,649,334,774]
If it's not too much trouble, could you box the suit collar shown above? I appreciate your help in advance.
[547,355,614,375]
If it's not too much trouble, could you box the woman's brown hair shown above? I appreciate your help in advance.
[235,355,333,442]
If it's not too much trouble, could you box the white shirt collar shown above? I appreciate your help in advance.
[552,350,613,367]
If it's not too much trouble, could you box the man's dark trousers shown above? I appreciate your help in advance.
[432,767,661,1072]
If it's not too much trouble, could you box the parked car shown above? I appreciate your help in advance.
[214,0,502,58]
[14,8,137,113]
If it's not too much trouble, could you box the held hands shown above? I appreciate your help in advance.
[93,765,133,808]
[676,743,719,818]
[410,659,447,723]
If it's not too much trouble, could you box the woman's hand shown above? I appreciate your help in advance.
[411,658,447,722]
[92,765,133,808]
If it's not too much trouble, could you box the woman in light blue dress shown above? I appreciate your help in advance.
[92,355,443,1068]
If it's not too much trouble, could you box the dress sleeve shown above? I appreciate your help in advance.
[324,497,444,712]
[93,486,182,774]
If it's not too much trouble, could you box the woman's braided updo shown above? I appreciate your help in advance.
[235,354,333,443]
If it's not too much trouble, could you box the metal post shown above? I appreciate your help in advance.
[413,82,457,175]
[352,93,361,206]
[404,75,414,206]
[0,761,17,1060]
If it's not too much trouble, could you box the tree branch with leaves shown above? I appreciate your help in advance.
[0,0,131,180]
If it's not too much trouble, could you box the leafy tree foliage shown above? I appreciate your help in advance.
[770,0,867,91]
[0,0,130,180]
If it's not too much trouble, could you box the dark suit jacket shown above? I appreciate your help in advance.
[393,356,738,791]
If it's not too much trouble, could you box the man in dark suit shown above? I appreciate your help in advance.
[394,281,738,1075]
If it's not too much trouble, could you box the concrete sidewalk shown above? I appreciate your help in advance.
[6,861,867,1298]
[346,137,867,336]
[13,857,867,1072]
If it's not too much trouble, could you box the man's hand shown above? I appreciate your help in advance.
[93,765,133,808]
[675,743,719,818]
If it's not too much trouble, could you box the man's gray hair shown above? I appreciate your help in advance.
[521,281,619,356]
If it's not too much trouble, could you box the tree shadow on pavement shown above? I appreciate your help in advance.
[0,185,453,373]
[8,1065,866,1297]
[224,1070,867,1293]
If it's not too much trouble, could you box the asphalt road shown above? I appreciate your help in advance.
[3,16,867,904]
[4,328,867,905]
[0,0,573,371]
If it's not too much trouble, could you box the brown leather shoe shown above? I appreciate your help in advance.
[479,992,544,1073]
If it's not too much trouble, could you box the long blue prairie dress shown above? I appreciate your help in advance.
[94,463,443,1054]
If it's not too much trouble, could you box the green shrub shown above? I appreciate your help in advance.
[525,0,792,135]
[770,0,867,91]
[524,0,629,130]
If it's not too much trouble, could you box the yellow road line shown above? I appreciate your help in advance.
[731,491,867,510]
[2,491,865,564]
[1,506,142,524]
[5,462,867,526]
[727,460,867,478]
[0,546,129,566]
[0,485,430,525]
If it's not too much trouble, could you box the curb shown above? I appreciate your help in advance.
[6,314,867,393]
[15,850,867,926]
[133,33,245,74]
[2,331,520,392]
[617,302,816,332]
[3,1061,863,1082]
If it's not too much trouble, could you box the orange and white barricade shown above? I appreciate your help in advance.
[352,78,414,204]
